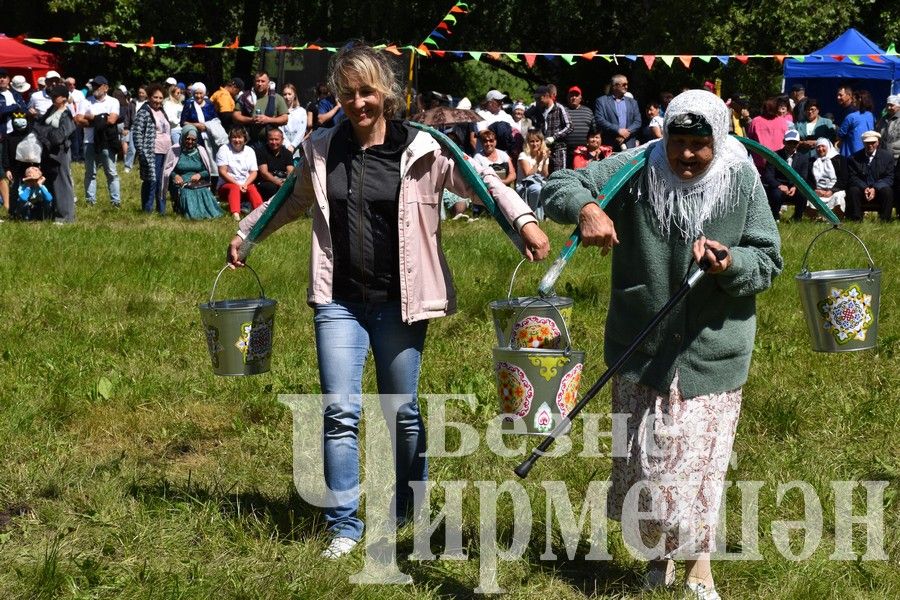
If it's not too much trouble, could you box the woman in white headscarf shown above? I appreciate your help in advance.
[543,90,783,600]
[808,137,848,217]
[180,82,219,171]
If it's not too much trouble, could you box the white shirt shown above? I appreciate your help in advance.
[163,99,182,130]
[0,90,14,134]
[68,88,86,117]
[28,90,53,117]
[476,108,516,132]
[472,149,511,175]
[281,106,307,151]
[216,144,258,187]
[81,94,120,143]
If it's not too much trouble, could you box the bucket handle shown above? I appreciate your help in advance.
[507,296,573,355]
[507,257,529,300]
[209,264,266,305]
[799,225,876,275]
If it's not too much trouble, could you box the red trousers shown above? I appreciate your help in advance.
[218,182,263,214]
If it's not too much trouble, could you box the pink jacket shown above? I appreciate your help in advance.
[238,124,537,323]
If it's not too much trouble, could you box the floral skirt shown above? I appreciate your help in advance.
[607,372,741,558]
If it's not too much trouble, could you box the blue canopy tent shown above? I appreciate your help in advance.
[783,28,900,120]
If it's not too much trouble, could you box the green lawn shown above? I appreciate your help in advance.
[0,164,897,599]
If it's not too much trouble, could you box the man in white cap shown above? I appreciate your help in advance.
[476,89,516,131]
[762,129,812,221]
[846,130,894,221]
[29,71,63,117]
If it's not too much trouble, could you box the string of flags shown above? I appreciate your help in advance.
[418,1,469,55]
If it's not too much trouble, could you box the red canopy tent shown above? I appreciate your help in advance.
[0,35,61,89]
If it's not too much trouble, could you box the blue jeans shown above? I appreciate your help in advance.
[517,175,545,220]
[84,143,120,205]
[313,300,428,541]
[141,153,167,214]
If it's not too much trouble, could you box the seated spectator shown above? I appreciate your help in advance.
[216,126,262,220]
[473,129,515,187]
[15,166,53,220]
[643,102,664,142]
[846,131,894,221]
[808,138,848,218]
[163,125,222,220]
[795,99,835,156]
[762,129,811,221]
[516,129,550,220]
[572,127,613,168]
[254,127,294,200]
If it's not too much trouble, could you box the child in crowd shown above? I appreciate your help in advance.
[17,166,53,220]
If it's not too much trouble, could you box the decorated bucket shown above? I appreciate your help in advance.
[198,265,277,376]
[796,227,880,352]
[493,298,585,434]
[489,259,573,349]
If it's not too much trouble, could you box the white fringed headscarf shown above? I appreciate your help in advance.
[644,89,752,239]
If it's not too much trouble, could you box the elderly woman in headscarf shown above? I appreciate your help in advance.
[542,90,782,600]
[162,124,222,219]
[805,137,848,218]
[181,82,219,160]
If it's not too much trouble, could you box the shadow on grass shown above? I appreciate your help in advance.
[126,476,324,542]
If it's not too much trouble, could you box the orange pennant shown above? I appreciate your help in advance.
[773,54,786,64]
[643,55,655,69]
[678,55,692,68]
[48,37,64,42]
[450,5,466,12]
[524,53,537,67]
[868,54,884,63]
[487,51,501,61]
[307,44,322,50]
[581,51,597,61]
[384,45,402,56]
[227,36,239,49]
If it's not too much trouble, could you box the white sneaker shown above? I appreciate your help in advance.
[321,536,357,559]
[685,581,721,600]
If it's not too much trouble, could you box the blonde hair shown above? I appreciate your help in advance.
[524,129,548,158]
[328,42,403,118]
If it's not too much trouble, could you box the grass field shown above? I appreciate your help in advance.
[0,164,898,599]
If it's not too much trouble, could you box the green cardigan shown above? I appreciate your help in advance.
[542,148,783,397]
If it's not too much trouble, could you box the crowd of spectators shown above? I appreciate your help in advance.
[2,67,899,224]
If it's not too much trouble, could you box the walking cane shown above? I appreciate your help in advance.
[514,248,728,479]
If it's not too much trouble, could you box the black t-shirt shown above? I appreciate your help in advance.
[254,145,293,180]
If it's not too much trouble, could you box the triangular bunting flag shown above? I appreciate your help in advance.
[643,55,655,69]
[431,31,446,40]
[416,45,430,56]
[868,54,884,63]
[832,55,845,62]
[191,44,206,49]
[623,54,636,62]
[433,50,446,58]
[455,1,469,8]
[307,44,322,50]
[209,41,224,48]
[157,43,172,49]
[87,40,101,46]
[47,37,64,42]
[678,55,692,68]
[560,54,575,65]
[790,55,806,62]
[423,37,438,47]
[73,33,82,42]
[581,51,597,60]
[773,54,786,64]
[121,43,136,52]
[384,45,402,56]
[524,53,537,67]
[599,55,613,62]
[140,37,154,47]
[437,22,450,32]
[735,55,749,64]
[450,5,465,13]
[444,14,456,24]
[848,55,862,65]
[506,53,521,63]
[697,55,712,63]
[228,37,239,49]
[487,51,501,60]
[716,55,729,65]
[659,55,675,67]
[25,38,45,45]
[887,43,896,54]
[469,51,482,61]
[103,41,118,48]
[451,51,465,58]
[240,46,256,51]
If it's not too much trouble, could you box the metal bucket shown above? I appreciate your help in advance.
[198,265,277,375]
[796,227,880,352]
[493,298,585,434]
[489,259,573,349]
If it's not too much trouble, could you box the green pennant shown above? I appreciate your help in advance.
[888,43,897,54]
[423,37,437,46]
[790,55,806,62]
[599,55,613,62]
[325,47,337,52]
[445,14,456,24]
[659,55,675,67]
[208,41,224,48]
[697,55,712,63]
[506,53,521,63]
[121,43,136,52]
[157,43,171,49]
[469,51,482,61]
[241,45,256,51]
[72,33,81,42]
[560,53,575,65]
[25,38,45,45]
[455,2,469,8]
[848,55,863,65]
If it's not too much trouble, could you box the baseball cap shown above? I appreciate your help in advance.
[229,77,245,89]
[512,101,526,111]
[93,75,109,86]
[568,85,582,95]
[861,131,881,143]
[485,89,506,102]
[534,85,552,97]
[456,97,472,110]
[45,70,62,80]
[165,76,177,85]
[791,83,805,92]
[37,77,46,86]
[783,129,800,142]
